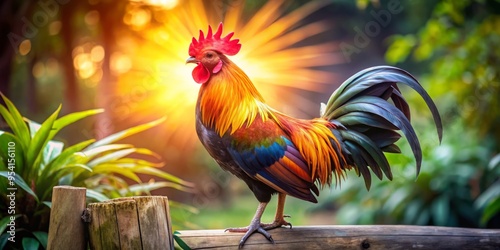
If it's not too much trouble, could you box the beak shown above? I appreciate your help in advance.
[186,56,198,64]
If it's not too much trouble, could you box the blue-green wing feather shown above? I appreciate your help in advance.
[227,131,317,202]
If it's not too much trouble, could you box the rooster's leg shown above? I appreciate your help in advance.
[262,193,292,230]
[225,202,274,247]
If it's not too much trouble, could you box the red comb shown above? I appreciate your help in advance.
[189,23,241,57]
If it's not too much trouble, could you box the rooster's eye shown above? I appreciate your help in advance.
[206,53,214,59]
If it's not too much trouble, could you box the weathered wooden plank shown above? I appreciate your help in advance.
[87,203,102,250]
[47,186,87,250]
[161,196,175,250]
[135,196,168,250]
[175,225,500,250]
[87,196,173,250]
[95,202,120,249]
[114,200,142,249]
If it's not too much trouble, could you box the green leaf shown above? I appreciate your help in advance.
[108,158,162,168]
[431,195,449,226]
[404,199,423,224]
[481,198,500,226]
[0,215,21,234]
[42,201,52,209]
[382,187,409,213]
[92,164,141,183]
[0,93,30,151]
[86,189,109,202]
[26,105,62,176]
[87,148,137,167]
[173,231,191,250]
[488,154,500,171]
[0,233,9,250]
[25,109,103,142]
[41,139,95,178]
[32,231,48,249]
[86,117,166,150]
[0,132,25,175]
[133,167,194,188]
[52,164,93,182]
[25,119,65,168]
[25,119,41,140]
[42,140,64,168]
[169,201,199,214]
[0,171,39,203]
[126,181,194,195]
[50,109,104,139]
[82,144,133,160]
[38,145,93,201]
[475,181,500,208]
[87,148,160,168]
[22,237,40,250]
[385,35,416,64]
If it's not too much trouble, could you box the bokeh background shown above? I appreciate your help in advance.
[1,0,499,242]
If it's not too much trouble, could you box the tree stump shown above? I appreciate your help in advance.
[87,196,173,250]
[47,186,87,250]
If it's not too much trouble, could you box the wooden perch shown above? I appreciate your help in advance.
[45,186,500,250]
[175,225,500,250]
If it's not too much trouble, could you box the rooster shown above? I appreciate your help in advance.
[186,23,442,247]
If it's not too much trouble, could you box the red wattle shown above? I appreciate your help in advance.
[192,63,210,84]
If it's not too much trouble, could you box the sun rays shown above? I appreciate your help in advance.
[113,0,343,147]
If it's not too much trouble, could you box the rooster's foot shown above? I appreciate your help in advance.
[225,220,274,248]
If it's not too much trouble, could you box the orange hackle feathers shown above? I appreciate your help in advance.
[198,58,277,136]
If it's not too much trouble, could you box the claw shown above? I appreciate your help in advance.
[237,228,274,249]
[227,221,275,248]
[229,217,291,248]
[262,217,292,230]
[227,196,292,248]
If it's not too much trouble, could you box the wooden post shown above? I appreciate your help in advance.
[87,196,173,250]
[47,186,87,250]
[175,225,500,249]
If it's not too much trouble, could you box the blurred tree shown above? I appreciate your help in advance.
[1,1,29,99]
[1,0,129,116]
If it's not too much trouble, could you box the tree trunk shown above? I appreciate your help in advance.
[60,3,78,113]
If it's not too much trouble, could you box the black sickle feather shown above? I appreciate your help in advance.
[322,66,442,189]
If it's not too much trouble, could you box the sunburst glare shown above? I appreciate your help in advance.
[113,0,343,149]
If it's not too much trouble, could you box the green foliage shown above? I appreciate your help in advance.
[326,119,498,227]
[385,0,500,227]
[0,94,194,249]
[386,0,500,139]
[173,231,191,250]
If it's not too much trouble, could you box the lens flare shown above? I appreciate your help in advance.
[113,0,343,149]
